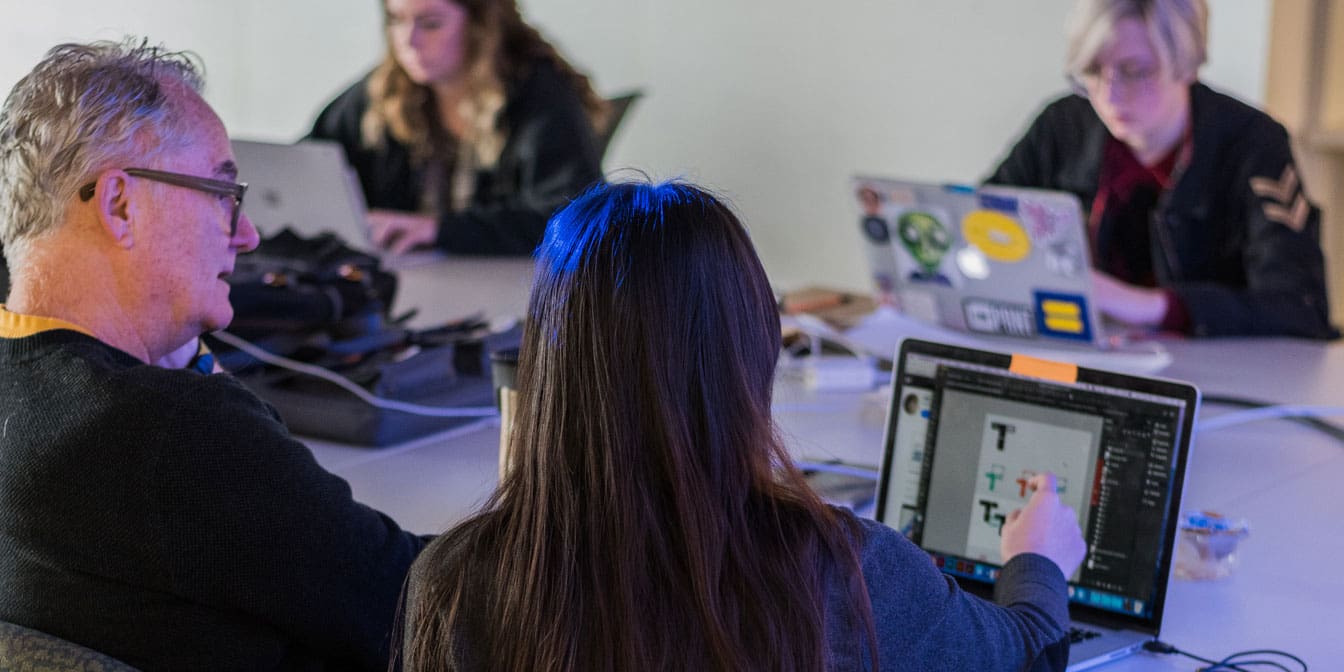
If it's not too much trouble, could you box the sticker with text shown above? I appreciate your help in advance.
[963,298,1035,338]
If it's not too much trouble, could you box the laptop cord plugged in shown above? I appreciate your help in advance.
[1141,639,1307,671]
[1141,640,1176,654]
[1201,393,1344,446]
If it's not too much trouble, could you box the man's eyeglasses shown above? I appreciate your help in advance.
[1068,63,1161,98]
[79,168,248,237]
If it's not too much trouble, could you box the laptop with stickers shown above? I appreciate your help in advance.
[854,177,1107,348]
[876,338,1197,671]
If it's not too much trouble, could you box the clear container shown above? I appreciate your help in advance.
[1173,510,1249,580]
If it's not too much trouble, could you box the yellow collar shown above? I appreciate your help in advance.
[0,304,95,338]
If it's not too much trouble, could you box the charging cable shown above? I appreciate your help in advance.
[1199,404,1344,432]
[1142,640,1307,671]
[1200,394,1344,445]
[211,331,499,419]
[794,460,881,480]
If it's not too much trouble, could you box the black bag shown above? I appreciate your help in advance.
[225,229,397,341]
[212,229,515,446]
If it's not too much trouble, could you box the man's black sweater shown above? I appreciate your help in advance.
[0,329,427,671]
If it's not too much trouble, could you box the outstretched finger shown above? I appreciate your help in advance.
[1027,472,1059,502]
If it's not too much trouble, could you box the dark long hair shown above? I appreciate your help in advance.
[362,0,608,165]
[402,180,877,671]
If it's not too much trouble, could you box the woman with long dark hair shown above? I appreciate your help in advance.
[402,180,1084,671]
[310,0,606,256]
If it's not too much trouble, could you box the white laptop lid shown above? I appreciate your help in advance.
[875,339,1198,670]
[233,139,375,253]
[854,177,1107,349]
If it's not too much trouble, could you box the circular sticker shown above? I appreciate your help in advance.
[955,246,990,280]
[962,210,1031,263]
[862,216,890,243]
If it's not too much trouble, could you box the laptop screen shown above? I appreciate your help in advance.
[876,339,1197,633]
[232,139,374,252]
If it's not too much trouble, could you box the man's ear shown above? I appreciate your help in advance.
[92,171,135,248]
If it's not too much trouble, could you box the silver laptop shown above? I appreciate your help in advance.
[232,139,377,253]
[875,338,1197,671]
[855,177,1106,349]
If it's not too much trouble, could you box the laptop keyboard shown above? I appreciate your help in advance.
[1069,627,1102,644]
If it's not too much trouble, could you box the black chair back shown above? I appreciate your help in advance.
[0,620,140,671]
[597,90,643,161]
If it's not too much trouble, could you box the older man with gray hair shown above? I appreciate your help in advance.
[0,39,427,670]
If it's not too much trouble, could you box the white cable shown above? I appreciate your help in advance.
[1199,405,1344,431]
[211,331,499,418]
[795,460,881,479]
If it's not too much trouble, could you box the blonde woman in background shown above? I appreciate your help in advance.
[988,0,1335,338]
[310,0,607,255]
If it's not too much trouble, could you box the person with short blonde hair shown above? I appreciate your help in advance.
[989,0,1334,338]
[1065,0,1207,84]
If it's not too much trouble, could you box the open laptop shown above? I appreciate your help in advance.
[855,177,1106,349]
[875,338,1197,671]
[233,139,378,252]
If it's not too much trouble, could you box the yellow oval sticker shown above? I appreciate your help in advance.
[962,210,1031,263]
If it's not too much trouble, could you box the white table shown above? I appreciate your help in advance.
[305,261,1340,669]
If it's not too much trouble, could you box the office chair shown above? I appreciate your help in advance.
[597,90,643,161]
[0,620,139,672]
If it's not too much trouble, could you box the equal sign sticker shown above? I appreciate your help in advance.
[1033,291,1093,341]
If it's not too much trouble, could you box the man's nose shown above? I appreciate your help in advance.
[234,212,261,252]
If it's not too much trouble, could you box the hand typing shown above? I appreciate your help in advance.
[369,209,439,255]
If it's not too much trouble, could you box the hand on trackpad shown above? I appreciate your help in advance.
[368,209,438,255]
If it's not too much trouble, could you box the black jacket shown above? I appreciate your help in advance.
[309,60,602,256]
[988,83,1335,338]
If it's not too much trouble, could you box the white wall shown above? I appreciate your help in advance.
[0,2,247,124]
[0,0,1271,292]
[232,2,385,140]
